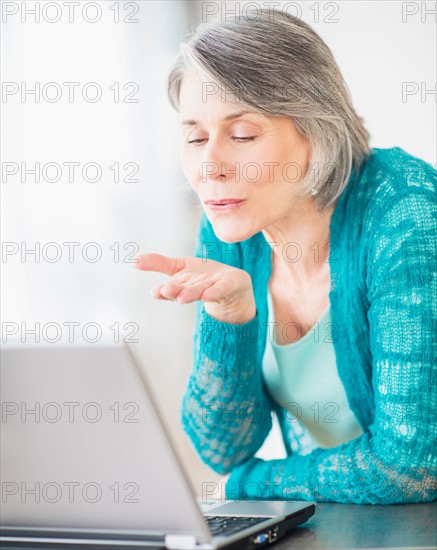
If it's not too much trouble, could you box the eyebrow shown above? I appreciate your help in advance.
[181,110,255,126]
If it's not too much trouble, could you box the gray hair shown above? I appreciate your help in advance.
[167,9,371,212]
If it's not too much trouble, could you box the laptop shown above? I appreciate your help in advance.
[0,340,315,549]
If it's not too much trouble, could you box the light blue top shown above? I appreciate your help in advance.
[262,289,363,449]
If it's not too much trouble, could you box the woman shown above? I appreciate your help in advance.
[135,10,436,504]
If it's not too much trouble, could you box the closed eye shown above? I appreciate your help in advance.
[187,138,207,144]
[187,136,256,145]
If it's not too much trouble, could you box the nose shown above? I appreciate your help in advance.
[200,137,231,183]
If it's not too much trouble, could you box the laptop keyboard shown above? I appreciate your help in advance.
[205,515,271,537]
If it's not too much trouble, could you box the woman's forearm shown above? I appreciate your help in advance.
[181,304,273,475]
[224,432,437,505]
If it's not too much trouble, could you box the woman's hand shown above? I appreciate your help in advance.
[134,253,256,325]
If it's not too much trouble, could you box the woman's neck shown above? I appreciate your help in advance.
[261,200,334,285]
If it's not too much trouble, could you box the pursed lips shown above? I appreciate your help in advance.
[204,198,245,205]
[204,199,246,212]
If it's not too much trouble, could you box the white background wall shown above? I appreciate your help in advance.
[2,0,435,497]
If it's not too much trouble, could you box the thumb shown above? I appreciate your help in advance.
[133,253,185,277]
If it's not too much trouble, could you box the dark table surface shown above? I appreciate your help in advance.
[1,502,435,549]
[276,502,437,549]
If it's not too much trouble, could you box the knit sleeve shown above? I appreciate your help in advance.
[180,213,273,475]
[225,180,437,504]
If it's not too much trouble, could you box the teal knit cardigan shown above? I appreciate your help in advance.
[181,147,437,504]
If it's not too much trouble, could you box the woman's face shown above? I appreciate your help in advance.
[179,69,311,243]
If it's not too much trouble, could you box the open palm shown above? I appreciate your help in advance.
[134,253,256,324]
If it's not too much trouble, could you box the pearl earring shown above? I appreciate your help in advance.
[311,187,318,196]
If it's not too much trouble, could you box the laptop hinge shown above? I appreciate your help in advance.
[165,534,198,549]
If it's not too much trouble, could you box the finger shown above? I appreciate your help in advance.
[134,253,185,276]
[200,279,232,302]
[152,276,202,301]
[175,279,214,304]
[150,285,173,301]
[159,282,185,301]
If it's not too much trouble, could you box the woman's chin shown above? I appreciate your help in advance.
[211,220,254,244]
